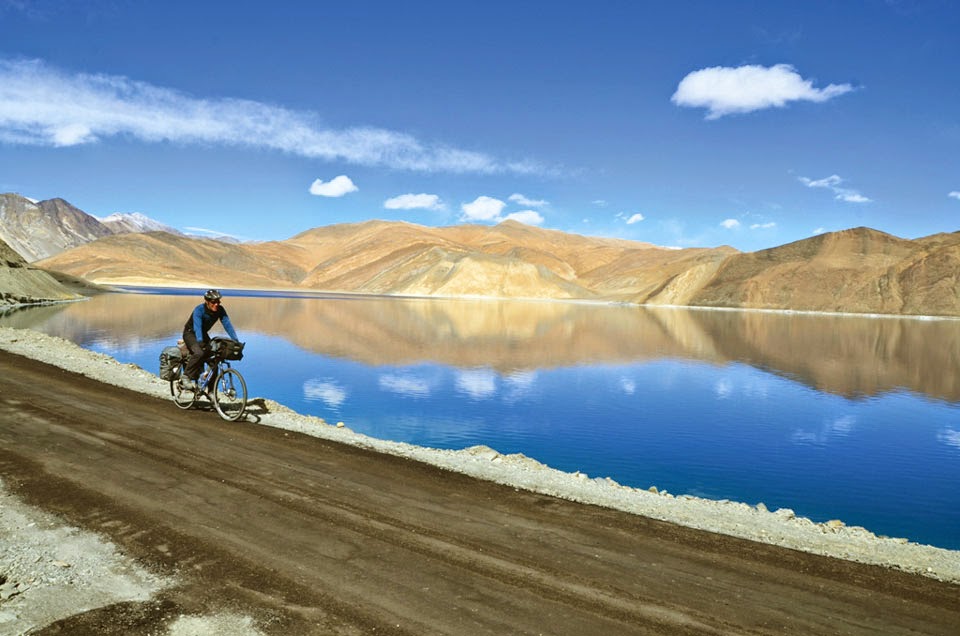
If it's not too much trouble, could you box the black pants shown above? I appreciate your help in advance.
[182,329,208,381]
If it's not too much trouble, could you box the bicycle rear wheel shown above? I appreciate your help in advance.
[170,366,197,409]
[212,368,247,421]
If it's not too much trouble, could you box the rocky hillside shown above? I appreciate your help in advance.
[0,193,180,262]
[688,227,960,315]
[0,237,83,307]
[0,194,113,262]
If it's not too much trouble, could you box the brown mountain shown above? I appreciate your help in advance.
[33,219,960,316]
[0,194,113,262]
[689,227,960,315]
[0,237,83,307]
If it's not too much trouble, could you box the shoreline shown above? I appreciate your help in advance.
[1,325,958,585]
[111,282,960,321]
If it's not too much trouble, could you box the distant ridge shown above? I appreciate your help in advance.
[7,192,960,316]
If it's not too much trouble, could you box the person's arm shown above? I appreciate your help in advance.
[192,305,204,336]
[220,308,239,341]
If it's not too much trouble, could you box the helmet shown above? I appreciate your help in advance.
[203,289,222,302]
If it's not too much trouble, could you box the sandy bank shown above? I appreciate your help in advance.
[0,325,958,587]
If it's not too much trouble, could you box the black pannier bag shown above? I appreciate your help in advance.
[159,345,182,380]
[211,337,244,361]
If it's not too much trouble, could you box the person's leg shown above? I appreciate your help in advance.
[183,330,205,380]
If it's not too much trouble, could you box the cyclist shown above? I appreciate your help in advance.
[180,289,240,390]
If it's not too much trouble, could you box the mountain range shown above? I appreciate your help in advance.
[2,192,960,316]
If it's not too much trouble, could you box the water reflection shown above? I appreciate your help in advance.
[6,291,960,404]
[4,291,959,549]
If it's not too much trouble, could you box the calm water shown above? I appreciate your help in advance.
[3,289,959,550]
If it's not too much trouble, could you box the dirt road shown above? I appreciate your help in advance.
[0,349,957,635]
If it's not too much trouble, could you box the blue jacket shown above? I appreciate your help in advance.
[184,303,238,341]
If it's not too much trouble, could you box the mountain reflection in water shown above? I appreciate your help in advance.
[7,290,960,403]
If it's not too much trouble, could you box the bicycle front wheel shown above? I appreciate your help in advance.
[212,368,247,421]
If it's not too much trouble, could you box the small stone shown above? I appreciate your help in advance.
[647,486,659,494]
[755,502,768,513]
[52,560,71,568]
[774,508,796,520]
[336,422,345,428]
[825,519,845,530]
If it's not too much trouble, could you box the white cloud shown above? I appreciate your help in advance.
[592,199,608,207]
[309,175,357,197]
[0,58,550,175]
[812,227,827,235]
[379,373,431,398]
[620,378,636,395]
[460,196,506,222]
[938,427,960,449]
[799,174,871,204]
[672,63,854,119]
[948,191,960,200]
[384,193,445,211]
[503,210,544,225]
[456,369,497,399]
[750,222,776,229]
[303,378,347,408]
[625,213,645,224]
[721,218,741,229]
[509,193,547,207]
[184,226,245,241]
[714,379,733,399]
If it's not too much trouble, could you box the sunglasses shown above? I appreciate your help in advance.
[209,299,221,305]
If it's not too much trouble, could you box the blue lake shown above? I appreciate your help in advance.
[3,289,959,550]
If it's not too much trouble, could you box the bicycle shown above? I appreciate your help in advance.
[169,337,248,421]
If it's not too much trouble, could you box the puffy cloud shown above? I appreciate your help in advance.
[503,210,544,225]
[508,193,547,207]
[384,193,445,211]
[309,175,357,197]
[672,64,854,119]
[949,191,960,200]
[799,174,871,203]
[460,196,507,222]
[721,218,741,229]
[0,58,550,175]
[303,378,347,408]
[625,213,644,224]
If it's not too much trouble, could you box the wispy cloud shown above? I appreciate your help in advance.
[720,218,741,229]
[949,191,960,201]
[616,212,645,224]
[672,64,854,119]
[0,58,550,175]
[799,174,871,203]
[750,221,776,229]
[384,193,445,211]
[309,175,357,197]
[508,193,547,207]
[379,373,431,398]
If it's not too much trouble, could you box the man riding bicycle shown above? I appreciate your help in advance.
[180,289,239,390]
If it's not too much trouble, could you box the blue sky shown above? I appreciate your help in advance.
[1,0,958,251]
